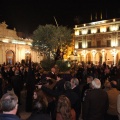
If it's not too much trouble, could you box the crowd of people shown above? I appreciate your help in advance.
[0,61,120,120]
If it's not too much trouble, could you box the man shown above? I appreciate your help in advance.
[0,93,20,120]
[53,74,65,93]
[106,80,120,120]
[81,76,93,102]
[11,70,22,105]
[70,78,81,120]
[47,67,57,80]
[82,78,109,120]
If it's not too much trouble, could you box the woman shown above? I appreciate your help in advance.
[27,89,51,120]
[56,95,76,120]
[33,89,48,111]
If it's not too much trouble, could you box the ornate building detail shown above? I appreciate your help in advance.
[0,21,41,64]
[73,18,120,66]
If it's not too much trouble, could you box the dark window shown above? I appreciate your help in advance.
[88,41,91,48]
[107,40,111,47]
[118,39,120,46]
[79,42,82,48]
[97,40,101,47]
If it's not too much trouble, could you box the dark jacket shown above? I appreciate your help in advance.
[27,112,51,120]
[0,114,20,120]
[82,89,109,120]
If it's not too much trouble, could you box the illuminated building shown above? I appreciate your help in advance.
[0,21,42,64]
[73,18,120,65]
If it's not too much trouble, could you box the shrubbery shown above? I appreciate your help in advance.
[40,59,70,72]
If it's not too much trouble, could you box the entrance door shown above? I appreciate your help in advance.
[25,53,31,64]
[6,50,14,64]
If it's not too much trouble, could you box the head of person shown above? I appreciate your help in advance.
[0,73,3,78]
[64,81,71,90]
[0,93,18,114]
[51,67,56,73]
[56,74,62,81]
[87,76,93,84]
[33,98,47,113]
[56,95,72,120]
[70,78,79,89]
[15,70,19,75]
[33,89,48,108]
[91,78,101,89]
[110,80,118,88]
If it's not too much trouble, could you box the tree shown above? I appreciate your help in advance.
[32,24,72,60]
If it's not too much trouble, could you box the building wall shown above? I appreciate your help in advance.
[0,21,43,64]
[74,18,120,66]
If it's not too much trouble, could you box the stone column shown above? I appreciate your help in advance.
[101,49,105,64]
[111,49,118,65]
[91,50,97,64]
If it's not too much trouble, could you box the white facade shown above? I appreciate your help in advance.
[73,18,120,65]
[0,21,43,64]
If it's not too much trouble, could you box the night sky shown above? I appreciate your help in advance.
[0,0,120,34]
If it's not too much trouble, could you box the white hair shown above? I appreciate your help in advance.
[91,78,101,89]
[71,78,79,86]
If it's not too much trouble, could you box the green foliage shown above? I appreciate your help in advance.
[40,58,70,72]
[55,60,70,72]
[32,24,72,59]
[40,58,55,71]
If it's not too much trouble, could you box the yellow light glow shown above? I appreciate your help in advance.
[101,49,105,53]
[81,29,88,34]
[111,40,118,47]
[110,25,119,31]
[82,43,86,48]
[2,39,9,43]
[25,50,31,54]
[91,50,97,55]
[100,26,106,32]
[113,19,116,22]
[91,28,97,33]
[81,50,88,56]
[75,30,79,35]
[111,49,118,55]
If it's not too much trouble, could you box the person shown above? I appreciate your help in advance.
[82,78,109,120]
[38,81,79,120]
[117,93,120,120]
[53,74,65,93]
[0,92,20,120]
[11,70,22,105]
[0,73,4,98]
[81,76,93,102]
[56,95,76,120]
[47,67,57,80]
[32,89,48,112]
[27,93,51,120]
[105,80,120,120]
[70,78,81,120]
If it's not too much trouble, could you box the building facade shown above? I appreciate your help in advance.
[0,21,42,64]
[73,18,120,66]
